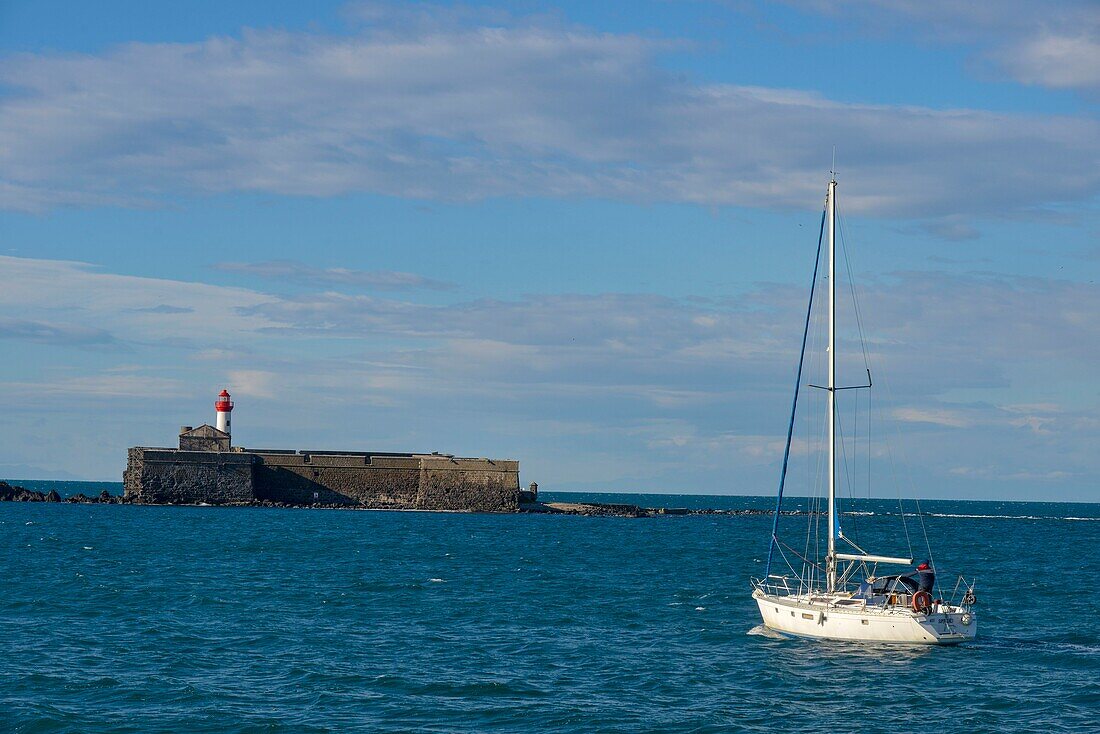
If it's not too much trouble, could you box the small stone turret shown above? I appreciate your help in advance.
[179,424,230,452]
[519,482,538,503]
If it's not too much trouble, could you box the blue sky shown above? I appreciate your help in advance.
[0,1,1097,501]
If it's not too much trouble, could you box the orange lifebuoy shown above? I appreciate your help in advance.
[912,590,933,613]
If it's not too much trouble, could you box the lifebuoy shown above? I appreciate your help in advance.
[911,590,933,613]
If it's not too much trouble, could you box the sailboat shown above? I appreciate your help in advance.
[751,174,978,644]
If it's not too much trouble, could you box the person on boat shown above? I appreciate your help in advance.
[916,561,935,593]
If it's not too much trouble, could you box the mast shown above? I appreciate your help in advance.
[826,176,838,593]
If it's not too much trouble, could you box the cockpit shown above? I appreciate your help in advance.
[852,575,920,606]
[871,575,919,595]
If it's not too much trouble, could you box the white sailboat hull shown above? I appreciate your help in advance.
[753,590,976,645]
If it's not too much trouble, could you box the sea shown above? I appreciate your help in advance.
[1,481,1097,733]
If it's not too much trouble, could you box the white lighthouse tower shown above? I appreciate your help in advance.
[215,389,233,438]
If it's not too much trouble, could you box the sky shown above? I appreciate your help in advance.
[0,1,1097,502]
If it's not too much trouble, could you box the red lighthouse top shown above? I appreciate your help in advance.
[215,389,234,412]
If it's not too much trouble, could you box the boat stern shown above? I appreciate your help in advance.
[916,607,977,644]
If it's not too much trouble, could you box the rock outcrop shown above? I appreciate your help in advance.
[0,481,127,504]
[520,500,819,518]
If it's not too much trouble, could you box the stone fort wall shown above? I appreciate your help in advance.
[123,448,255,505]
[124,447,521,512]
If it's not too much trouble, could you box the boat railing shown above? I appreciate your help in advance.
[945,574,978,611]
[752,575,796,596]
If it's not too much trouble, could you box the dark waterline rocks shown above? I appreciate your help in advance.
[520,500,816,518]
[0,480,823,517]
[0,482,128,504]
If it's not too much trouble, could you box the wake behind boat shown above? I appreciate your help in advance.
[751,175,978,645]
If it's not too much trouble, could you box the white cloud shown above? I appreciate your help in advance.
[7,255,1100,404]
[214,260,455,291]
[225,369,280,399]
[0,317,115,347]
[0,9,1097,224]
[0,372,187,399]
[787,1,1100,93]
[0,255,278,348]
[892,407,971,428]
[3,253,1099,496]
[949,466,1074,482]
[1005,32,1100,90]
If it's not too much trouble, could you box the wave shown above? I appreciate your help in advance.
[746,624,785,639]
[983,635,1100,659]
[927,513,1043,520]
[838,510,1098,521]
[925,512,1099,521]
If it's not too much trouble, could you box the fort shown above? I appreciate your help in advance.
[122,390,523,512]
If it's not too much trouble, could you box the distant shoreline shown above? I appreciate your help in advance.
[0,480,786,517]
[5,481,1097,521]
[3,479,1099,508]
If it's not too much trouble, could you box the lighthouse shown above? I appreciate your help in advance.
[215,389,233,437]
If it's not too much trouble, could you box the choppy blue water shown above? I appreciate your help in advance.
[1,482,1097,733]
